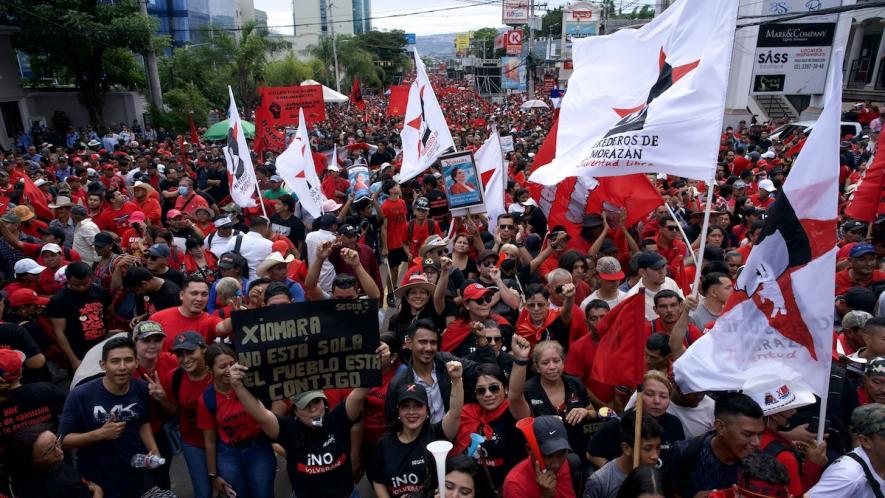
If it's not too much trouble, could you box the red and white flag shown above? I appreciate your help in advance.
[474,130,506,233]
[529,0,737,185]
[846,143,885,223]
[222,86,258,208]
[350,78,366,111]
[275,107,324,218]
[674,48,843,397]
[399,47,455,183]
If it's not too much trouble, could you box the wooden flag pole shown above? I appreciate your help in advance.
[665,203,698,266]
[633,383,644,469]
[690,178,717,296]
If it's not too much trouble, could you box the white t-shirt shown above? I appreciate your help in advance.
[624,393,715,439]
[224,231,273,281]
[625,277,684,321]
[581,289,627,312]
[808,446,885,498]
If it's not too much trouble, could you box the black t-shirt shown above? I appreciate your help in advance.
[587,409,686,462]
[0,382,66,441]
[471,410,525,495]
[45,285,111,358]
[135,279,181,317]
[206,166,230,202]
[524,374,592,461]
[369,149,394,168]
[156,267,184,289]
[7,463,93,498]
[534,315,571,355]
[275,403,357,498]
[270,213,306,247]
[367,422,446,498]
[0,322,40,358]
[425,188,449,225]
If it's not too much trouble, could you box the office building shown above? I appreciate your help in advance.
[291,0,371,57]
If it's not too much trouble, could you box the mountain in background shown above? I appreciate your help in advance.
[416,33,456,57]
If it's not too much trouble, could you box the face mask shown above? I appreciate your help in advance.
[178,186,188,195]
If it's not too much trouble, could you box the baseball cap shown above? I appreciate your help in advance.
[0,349,25,383]
[269,174,282,183]
[533,415,572,456]
[582,213,604,228]
[147,244,171,258]
[463,283,496,301]
[8,288,49,307]
[637,251,667,270]
[133,320,167,341]
[397,383,429,406]
[71,205,88,217]
[167,209,183,220]
[844,310,873,330]
[0,212,20,224]
[14,258,46,275]
[318,214,339,230]
[129,211,146,226]
[171,331,207,352]
[733,180,747,189]
[852,403,885,436]
[596,256,625,281]
[292,390,327,410]
[214,216,235,229]
[414,196,430,211]
[40,243,62,254]
[867,357,885,377]
[422,257,441,273]
[92,232,115,248]
[477,249,498,264]
[843,220,868,233]
[758,179,777,192]
[217,253,240,270]
[337,224,359,237]
[851,242,876,258]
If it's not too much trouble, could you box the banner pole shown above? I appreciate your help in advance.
[255,186,269,219]
[633,383,643,469]
[665,203,698,266]
[690,178,716,296]
[816,377,830,445]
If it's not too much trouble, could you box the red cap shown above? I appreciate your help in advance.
[89,154,100,160]
[129,211,146,225]
[73,157,83,163]
[463,283,495,301]
[167,209,183,220]
[0,349,25,382]
[271,240,289,254]
[102,164,114,170]
[8,288,49,307]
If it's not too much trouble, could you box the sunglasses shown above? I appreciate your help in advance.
[664,225,680,232]
[434,248,449,256]
[470,295,492,304]
[486,335,503,343]
[148,254,162,260]
[481,260,496,267]
[475,383,503,396]
[499,224,514,230]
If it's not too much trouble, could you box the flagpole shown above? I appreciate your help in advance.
[665,204,698,265]
[632,383,643,469]
[255,185,269,219]
[690,178,716,295]
[816,379,830,444]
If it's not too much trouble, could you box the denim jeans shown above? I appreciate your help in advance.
[216,440,276,498]
[181,441,211,498]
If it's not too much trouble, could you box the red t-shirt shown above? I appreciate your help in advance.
[119,227,146,255]
[152,307,223,351]
[95,202,139,236]
[760,428,824,496]
[749,194,775,210]
[134,197,162,226]
[565,334,615,404]
[174,193,210,218]
[408,219,441,258]
[20,220,48,240]
[132,353,179,433]
[381,198,408,250]
[645,318,704,346]
[502,457,575,498]
[835,269,885,296]
[196,388,263,445]
[162,369,213,447]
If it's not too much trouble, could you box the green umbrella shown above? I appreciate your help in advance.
[202,119,255,141]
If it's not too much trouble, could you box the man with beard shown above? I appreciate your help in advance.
[150,276,233,351]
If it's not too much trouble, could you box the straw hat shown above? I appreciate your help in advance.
[256,251,295,277]
[394,273,436,298]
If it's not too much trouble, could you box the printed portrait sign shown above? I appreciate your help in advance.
[439,150,486,214]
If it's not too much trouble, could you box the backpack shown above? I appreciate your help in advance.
[761,439,803,467]
[846,452,885,498]
[672,432,715,495]
[408,219,438,246]
[202,384,217,416]
[171,368,184,404]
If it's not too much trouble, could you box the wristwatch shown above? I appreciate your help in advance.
[513,357,530,366]
[208,473,219,480]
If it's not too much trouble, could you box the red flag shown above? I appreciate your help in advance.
[587,175,665,227]
[846,134,885,223]
[350,79,366,111]
[387,85,410,117]
[591,292,648,386]
[188,113,201,147]
[21,175,52,220]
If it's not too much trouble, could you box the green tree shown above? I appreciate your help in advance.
[153,82,211,131]
[541,7,563,36]
[227,22,291,111]
[264,55,315,87]
[470,27,498,58]
[308,35,381,91]
[354,30,410,86]
[1,0,153,128]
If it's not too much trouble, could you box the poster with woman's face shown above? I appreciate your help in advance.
[440,151,485,213]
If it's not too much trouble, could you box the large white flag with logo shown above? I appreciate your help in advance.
[399,47,455,183]
[223,86,258,207]
[475,130,507,233]
[275,107,324,218]
[674,48,844,398]
[529,0,737,185]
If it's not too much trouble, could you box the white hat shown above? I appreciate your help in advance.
[327,163,340,172]
[34,179,48,187]
[741,375,815,417]
[758,179,777,192]
[761,150,776,159]
[256,251,296,277]
[520,198,538,207]
[48,196,73,209]
[40,243,62,254]
[213,216,235,228]
[14,258,46,275]
[322,198,343,213]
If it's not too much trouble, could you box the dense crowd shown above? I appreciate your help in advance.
[0,86,883,498]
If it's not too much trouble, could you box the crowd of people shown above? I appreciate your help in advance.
[0,81,883,498]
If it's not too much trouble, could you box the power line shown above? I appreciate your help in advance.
[736,1,885,27]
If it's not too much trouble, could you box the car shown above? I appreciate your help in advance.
[769,121,863,142]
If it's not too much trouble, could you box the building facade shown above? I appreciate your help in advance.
[290,0,370,57]
[147,0,245,47]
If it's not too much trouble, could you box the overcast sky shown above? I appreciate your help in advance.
[254,0,655,36]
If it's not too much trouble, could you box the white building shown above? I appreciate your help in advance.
[290,0,371,58]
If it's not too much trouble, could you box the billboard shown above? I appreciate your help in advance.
[455,32,471,55]
[750,22,836,95]
[503,0,529,25]
[506,29,523,55]
[562,2,601,59]
[405,33,416,45]
[502,56,526,92]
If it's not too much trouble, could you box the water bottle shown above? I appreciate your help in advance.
[130,453,166,469]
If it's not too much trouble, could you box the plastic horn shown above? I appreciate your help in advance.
[515,417,546,471]
[467,433,486,458]
[427,440,453,498]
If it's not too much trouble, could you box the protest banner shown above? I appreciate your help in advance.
[440,150,485,215]
[231,299,381,401]
[257,85,326,125]
[348,165,370,198]
[499,135,514,153]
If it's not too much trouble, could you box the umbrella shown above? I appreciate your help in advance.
[520,99,550,110]
[203,119,255,141]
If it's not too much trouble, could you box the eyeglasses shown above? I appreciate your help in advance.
[148,255,161,261]
[434,248,449,256]
[38,436,62,459]
[469,296,492,304]
[481,260,496,267]
[499,225,514,230]
[486,336,503,343]
[475,383,503,396]
[664,226,679,232]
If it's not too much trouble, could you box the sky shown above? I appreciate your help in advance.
[253,0,656,36]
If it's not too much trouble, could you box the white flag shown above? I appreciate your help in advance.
[222,86,258,208]
[673,48,843,398]
[529,0,737,185]
[275,107,324,218]
[475,131,506,233]
[399,47,455,183]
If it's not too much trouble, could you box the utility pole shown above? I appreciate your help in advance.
[139,0,163,110]
[527,0,534,97]
[327,0,341,93]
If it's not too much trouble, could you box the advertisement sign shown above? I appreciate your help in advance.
[506,29,523,55]
[494,33,505,50]
[543,75,555,92]
[440,150,486,213]
[762,0,841,22]
[562,2,601,58]
[503,0,529,25]
[405,33,416,45]
[501,56,526,92]
[232,300,381,401]
[751,22,836,95]
[455,33,471,55]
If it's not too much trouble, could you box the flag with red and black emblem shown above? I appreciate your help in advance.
[350,78,366,111]
[529,0,737,185]
[674,48,844,397]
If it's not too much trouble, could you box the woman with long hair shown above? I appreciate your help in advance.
[181,236,217,282]
[450,233,479,280]
[441,274,512,357]
[616,465,665,498]
[451,363,524,496]
[367,362,464,498]
[198,342,285,498]
[387,273,445,343]
[4,424,101,498]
